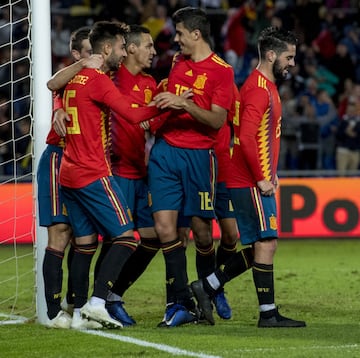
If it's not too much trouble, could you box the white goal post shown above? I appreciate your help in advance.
[0,0,50,325]
[32,0,53,325]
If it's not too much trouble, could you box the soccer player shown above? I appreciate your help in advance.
[37,26,102,329]
[210,83,241,321]
[59,21,160,329]
[96,24,159,327]
[149,7,235,327]
[191,26,306,328]
[97,26,193,327]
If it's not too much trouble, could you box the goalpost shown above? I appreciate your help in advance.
[0,0,50,325]
[32,0,53,325]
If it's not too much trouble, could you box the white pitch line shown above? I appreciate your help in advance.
[232,343,360,354]
[85,329,222,358]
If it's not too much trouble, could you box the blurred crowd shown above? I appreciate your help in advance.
[1,0,360,178]
[0,1,31,178]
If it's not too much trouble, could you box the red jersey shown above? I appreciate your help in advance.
[159,52,234,149]
[46,93,65,147]
[215,83,239,183]
[59,68,160,189]
[227,69,282,188]
[111,64,157,179]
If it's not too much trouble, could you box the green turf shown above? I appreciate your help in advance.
[0,240,359,357]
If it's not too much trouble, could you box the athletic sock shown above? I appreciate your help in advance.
[70,242,98,309]
[94,239,112,280]
[162,238,192,307]
[195,241,216,279]
[43,247,64,319]
[66,243,74,304]
[204,247,253,296]
[93,237,137,300]
[252,261,275,307]
[111,237,160,297]
[216,241,237,268]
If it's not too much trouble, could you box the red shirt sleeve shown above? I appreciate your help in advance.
[90,73,161,124]
[53,92,63,112]
[239,86,269,182]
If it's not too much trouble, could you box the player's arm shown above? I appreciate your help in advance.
[94,75,162,124]
[153,91,227,129]
[47,55,103,91]
[140,88,194,132]
[238,89,266,182]
[239,89,275,195]
[153,68,233,129]
[51,92,70,137]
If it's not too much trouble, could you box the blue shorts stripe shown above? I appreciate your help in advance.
[37,145,69,226]
[210,152,216,203]
[101,177,128,226]
[230,187,278,245]
[251,187,266,231]
[50,151,59,217]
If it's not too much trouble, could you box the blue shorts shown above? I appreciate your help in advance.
[113,176,154,229]
[229,187,278,245]
[215,181,236,220]
[148,139,216,219]
[37,145,69,226]
[61,176,134,238]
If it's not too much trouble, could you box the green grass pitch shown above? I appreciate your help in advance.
[0,239,359,357]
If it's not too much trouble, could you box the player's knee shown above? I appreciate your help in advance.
[220,231,238,246]
[256,237,278,256]
[47,223,72,251]
[154,223,177,242]
[193,231,213,247]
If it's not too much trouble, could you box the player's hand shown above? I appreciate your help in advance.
[180,88,193,99]
[140,120,150,130]
[273,174,279,191]
[153,91,187,110]
[52,108,70,137]
[257,179,275,196]
[82,54,103,69]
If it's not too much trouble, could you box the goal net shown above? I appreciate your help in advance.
[0,0,51,325]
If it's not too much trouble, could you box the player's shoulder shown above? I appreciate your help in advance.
[140,71,157,83]
[80,67,106,76]
[71,68,108,84]
[242,70,269,92]
[157,78,168,92]
[209,53,232,70]
[171,51,183,67]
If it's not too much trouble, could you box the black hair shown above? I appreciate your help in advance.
[258,26,298,59]
[172,7,211,45]
[89,21,129,53]
[125,24,151,47]
[69,26,91,52]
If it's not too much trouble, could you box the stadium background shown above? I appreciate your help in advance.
[1,0,360,243]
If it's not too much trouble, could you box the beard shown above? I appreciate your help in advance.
[107,53,122,71]
[273,59,287,81]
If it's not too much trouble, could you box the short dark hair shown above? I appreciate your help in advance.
[126,25,150,47]
[258,26,298,59]
[70,26,91,52]
[89,21,129,53]
[172,7,211,45]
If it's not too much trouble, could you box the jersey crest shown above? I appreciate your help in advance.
[194,73,207,90]
[144,88,152,104]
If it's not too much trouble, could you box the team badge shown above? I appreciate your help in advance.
[269,214,277,230]
[193,74,207,90]
[144,89,152,104]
